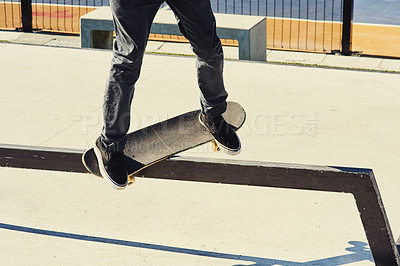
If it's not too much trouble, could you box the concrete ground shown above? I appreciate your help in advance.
[1,30,400,73]
[1,32,400,265]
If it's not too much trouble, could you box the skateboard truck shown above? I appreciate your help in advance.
[128,176,135,186]
[211,140,220,152]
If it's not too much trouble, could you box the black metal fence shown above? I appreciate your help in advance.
[1,0,353,54]
[211,0,351,54]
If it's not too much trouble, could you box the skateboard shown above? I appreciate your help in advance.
[82,101,246,185]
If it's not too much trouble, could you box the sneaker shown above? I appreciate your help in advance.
[94,137,128,190]
[199,113,241,155]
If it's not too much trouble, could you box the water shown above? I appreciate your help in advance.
[209,0,400,26]
[353,0,400,25]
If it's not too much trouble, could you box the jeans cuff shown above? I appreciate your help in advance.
[101,134,126,153]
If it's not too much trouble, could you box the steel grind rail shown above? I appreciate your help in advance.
[0,143,399,265]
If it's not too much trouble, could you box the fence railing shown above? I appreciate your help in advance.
[211,0,349,53]
[1,0,353,54]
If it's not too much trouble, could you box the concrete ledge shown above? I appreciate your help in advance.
[1,143,399,265]
[80,8,114,49]
[80,7,266,61]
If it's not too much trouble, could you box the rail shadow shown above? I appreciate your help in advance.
[0,222,373,265]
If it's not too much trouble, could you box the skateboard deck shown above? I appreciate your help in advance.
[82,101,246,185]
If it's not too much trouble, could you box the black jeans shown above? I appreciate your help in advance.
[102,0,228,152]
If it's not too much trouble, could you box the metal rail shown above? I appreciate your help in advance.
[0,143,399,265]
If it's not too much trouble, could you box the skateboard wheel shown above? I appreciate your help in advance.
[211,140,221,152]
[128,176,136,186]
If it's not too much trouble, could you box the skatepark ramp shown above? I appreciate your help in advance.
[1,143,399,265]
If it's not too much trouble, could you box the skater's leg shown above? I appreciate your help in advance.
[166,0,228,117]
[102,0,164,152]
[166,0,241,155]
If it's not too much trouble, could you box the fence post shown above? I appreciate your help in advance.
[341,0,354,55]
[21,0,33,32]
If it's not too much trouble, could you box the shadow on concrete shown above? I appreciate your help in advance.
[0,222,373,265]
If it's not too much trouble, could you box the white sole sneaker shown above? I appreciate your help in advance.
[94,142,127,190]
[199,114,241,156]
[213,138,241,156]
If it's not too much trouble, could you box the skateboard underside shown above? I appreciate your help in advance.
[82,101,246,181]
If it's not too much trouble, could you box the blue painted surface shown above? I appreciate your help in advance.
[212,0,400,25]
[213,0,343,21]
